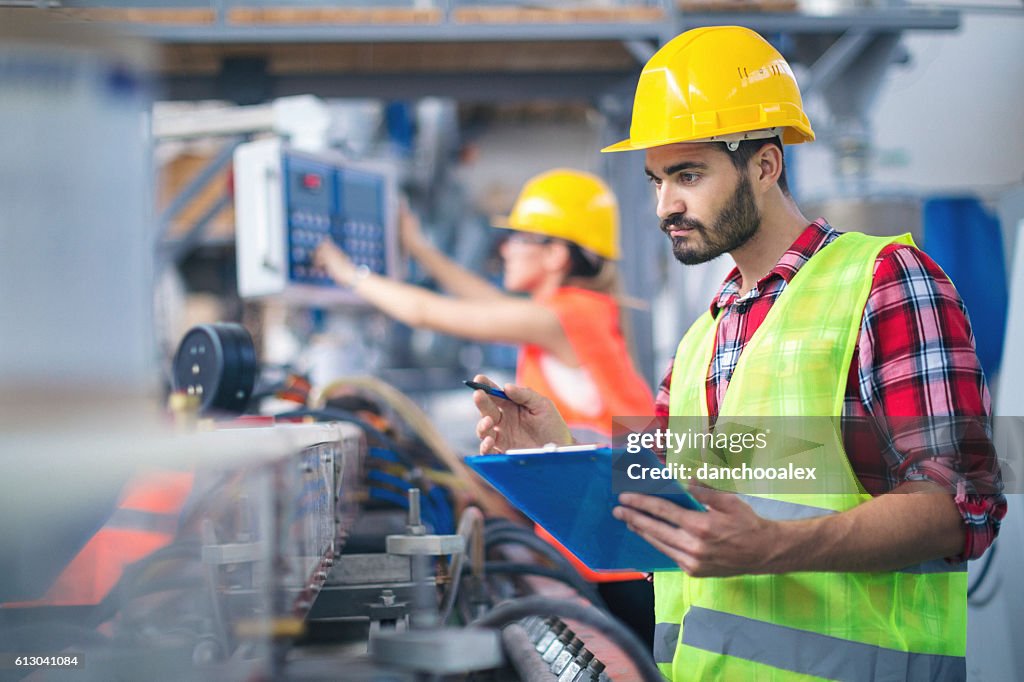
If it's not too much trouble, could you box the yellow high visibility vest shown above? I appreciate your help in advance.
[658,232,967,681]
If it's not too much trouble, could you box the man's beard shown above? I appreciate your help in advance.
[661,174,761,265]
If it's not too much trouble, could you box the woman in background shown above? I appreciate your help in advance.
[315,169,656,646]
[314,168,653,440]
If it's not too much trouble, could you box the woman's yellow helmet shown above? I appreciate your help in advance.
[494,169,620,260]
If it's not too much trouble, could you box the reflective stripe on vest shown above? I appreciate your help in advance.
[654,621,681,664]
[660,232,967,680]
[681,607,966,682]
[24,470,193,606]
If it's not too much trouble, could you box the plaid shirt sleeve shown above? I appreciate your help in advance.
[854,244,1006,561]
[644,360,675,462]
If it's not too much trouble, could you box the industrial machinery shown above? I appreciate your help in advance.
[0,324,661,682]
[233,138,399,306]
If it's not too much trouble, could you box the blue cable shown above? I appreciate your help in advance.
[368,469,413,491]
[367,487,411,510]
[368,447,402,463]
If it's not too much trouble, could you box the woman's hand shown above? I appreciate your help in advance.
[313,238,357,286]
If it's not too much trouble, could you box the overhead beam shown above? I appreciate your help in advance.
[160,70,639,103]
[801,28,875,97]
[676,8,960,33]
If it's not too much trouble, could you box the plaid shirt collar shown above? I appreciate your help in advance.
[710,218,837,316]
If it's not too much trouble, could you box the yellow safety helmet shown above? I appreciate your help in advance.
[493,168,620,260]
[602,26,814,153]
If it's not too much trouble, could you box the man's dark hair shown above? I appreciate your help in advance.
[724,136,788,195]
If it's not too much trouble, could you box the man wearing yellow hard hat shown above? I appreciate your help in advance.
[473,26,1004,680]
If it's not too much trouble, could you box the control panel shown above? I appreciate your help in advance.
[234,138,397,304]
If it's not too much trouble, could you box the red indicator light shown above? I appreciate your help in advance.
[302,173,322,191]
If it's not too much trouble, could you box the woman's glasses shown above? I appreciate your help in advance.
[504,232,554,246]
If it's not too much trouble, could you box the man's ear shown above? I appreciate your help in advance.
[752,142,784,190]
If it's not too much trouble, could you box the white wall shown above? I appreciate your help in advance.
[458,118,604,217]
[796,7,1024,198]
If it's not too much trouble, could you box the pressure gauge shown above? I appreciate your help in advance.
[172,323,257,415]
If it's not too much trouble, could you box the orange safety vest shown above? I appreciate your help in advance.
[517,287,654,582]
[517,287,653,433]
[9,470,194,606]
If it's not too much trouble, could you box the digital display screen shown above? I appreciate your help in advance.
[339,169,384,224]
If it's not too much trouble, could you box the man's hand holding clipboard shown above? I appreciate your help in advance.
[467,377,774,577]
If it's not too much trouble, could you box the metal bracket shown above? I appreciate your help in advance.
[386,533,465,556]
[369,628,504,675]
[202,541,264,564]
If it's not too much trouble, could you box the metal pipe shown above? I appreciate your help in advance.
[439,505,484,624]
[470,508,485,583]
[408,488,423,530]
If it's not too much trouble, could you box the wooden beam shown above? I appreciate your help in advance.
[454,6,665,24]
[227,7,441,25]
[158,40,637,76]
[53,8,216,25]
[677,0,797,12]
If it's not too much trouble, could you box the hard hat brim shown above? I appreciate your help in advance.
[601,126,814,154]
[598,136,647,151]
[600,138,640,153]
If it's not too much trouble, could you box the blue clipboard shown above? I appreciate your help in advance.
[466,445,703,571]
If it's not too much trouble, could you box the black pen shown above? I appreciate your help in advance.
[464,380,511,401]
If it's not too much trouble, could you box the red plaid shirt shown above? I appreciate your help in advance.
[654,219,1005,561]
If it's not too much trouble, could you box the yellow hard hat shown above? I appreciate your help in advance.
[602,26,814,153]
[494,169,620,260]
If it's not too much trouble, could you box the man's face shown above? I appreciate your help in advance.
[644,143,761,265]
